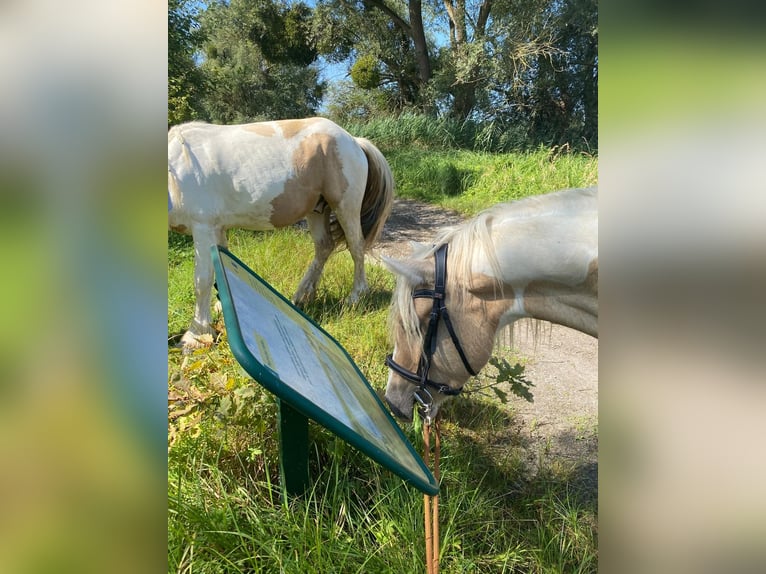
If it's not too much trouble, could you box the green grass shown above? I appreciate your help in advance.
[385,147,596,215]
[168,147,597,573]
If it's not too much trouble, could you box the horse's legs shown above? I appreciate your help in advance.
[293,209,334,306]
[333,204,368,304]
[180,224,219,348]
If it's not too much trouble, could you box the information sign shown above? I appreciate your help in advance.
[211,246,439,496]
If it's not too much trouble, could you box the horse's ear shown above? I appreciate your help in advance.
[381,256,432,285]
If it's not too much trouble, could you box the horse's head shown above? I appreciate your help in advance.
[382,244,492,422]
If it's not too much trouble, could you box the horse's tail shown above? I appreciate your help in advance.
[352,137,395,250]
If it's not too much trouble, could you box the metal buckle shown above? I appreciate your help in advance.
[414,387,434,424]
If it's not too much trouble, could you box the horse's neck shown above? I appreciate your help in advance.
[466,269,598,341]
[463,212,598,338]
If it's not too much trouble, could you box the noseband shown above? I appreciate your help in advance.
[385,244,478,414]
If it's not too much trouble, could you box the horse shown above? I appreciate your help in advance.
[382,187,597,422]
[168,117,394,348]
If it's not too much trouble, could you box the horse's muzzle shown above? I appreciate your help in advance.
[385,395,413,423]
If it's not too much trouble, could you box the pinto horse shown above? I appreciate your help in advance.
[383,187,597,422]
[169,118,394,348]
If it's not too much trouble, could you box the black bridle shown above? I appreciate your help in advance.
[385,244,478,414]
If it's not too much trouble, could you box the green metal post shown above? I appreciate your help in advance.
[277,399,309,497]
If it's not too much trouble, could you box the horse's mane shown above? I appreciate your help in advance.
[389,201,504,349]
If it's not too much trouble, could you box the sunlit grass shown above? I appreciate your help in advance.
[168,148,598,573]
[385,147,596,215]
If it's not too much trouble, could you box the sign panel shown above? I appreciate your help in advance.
[211,246,439,495]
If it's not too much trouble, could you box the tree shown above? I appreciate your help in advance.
[314,0,428,111]
[197,0,324,123]
[316,0,568,123]
[487,0,598,147]
[176,0,598,148]
[168,0,204,125]
[437,0,495,118]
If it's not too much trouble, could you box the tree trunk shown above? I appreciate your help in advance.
[408,0,431,86]
[442,0,492,119]
[451,84,476,120]
[362,0,431,104]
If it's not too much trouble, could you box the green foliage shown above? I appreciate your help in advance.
[168,0,204,125]
[343,112,473,149]
[196,0,324,123]
[350,54,382,90]
[488,357,536,403]
[484,0,599,148]
[439,162,467,196]
[324,81,394,123]
[376,144,596,215]
[169,0,597,149]
[341,112,598,155]
[250,1,317,66]
[316,0,598,149]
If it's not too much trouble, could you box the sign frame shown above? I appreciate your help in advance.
[211,246,439,496]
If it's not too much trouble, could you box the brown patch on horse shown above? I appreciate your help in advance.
[277,118,325,140]
[269,132,348,228]
[522,262,598,337]
[243,123,277,137]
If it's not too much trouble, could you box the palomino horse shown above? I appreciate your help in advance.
[169,118,394,348]
[383,187,597,422]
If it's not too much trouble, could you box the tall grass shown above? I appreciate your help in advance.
[344,112,596,154]
[345,113,473,150]
[168,145,597,572]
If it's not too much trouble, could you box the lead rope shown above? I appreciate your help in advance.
[423,415,442,574]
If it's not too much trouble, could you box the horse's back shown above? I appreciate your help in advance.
[169,119,329,174]
[167,118,365,230]
[451,187,597,288]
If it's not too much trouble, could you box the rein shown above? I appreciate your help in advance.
[422,415,441,574]
[385,244,478,420]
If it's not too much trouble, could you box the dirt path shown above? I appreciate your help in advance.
[372,199,598,493]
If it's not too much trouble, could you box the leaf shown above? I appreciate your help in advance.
[412,412,423,435]
[185,359,206,372]
[234,385,257,400]
[217,395,233,418]
[209,372,228,390]
[169,403,196,420]
[492,386,509,404]
[487,356,535,403]
[510,379,535,403]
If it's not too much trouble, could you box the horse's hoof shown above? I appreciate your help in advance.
[345,289,367,306]
[177,331,215,352]
[292,291,315,309]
